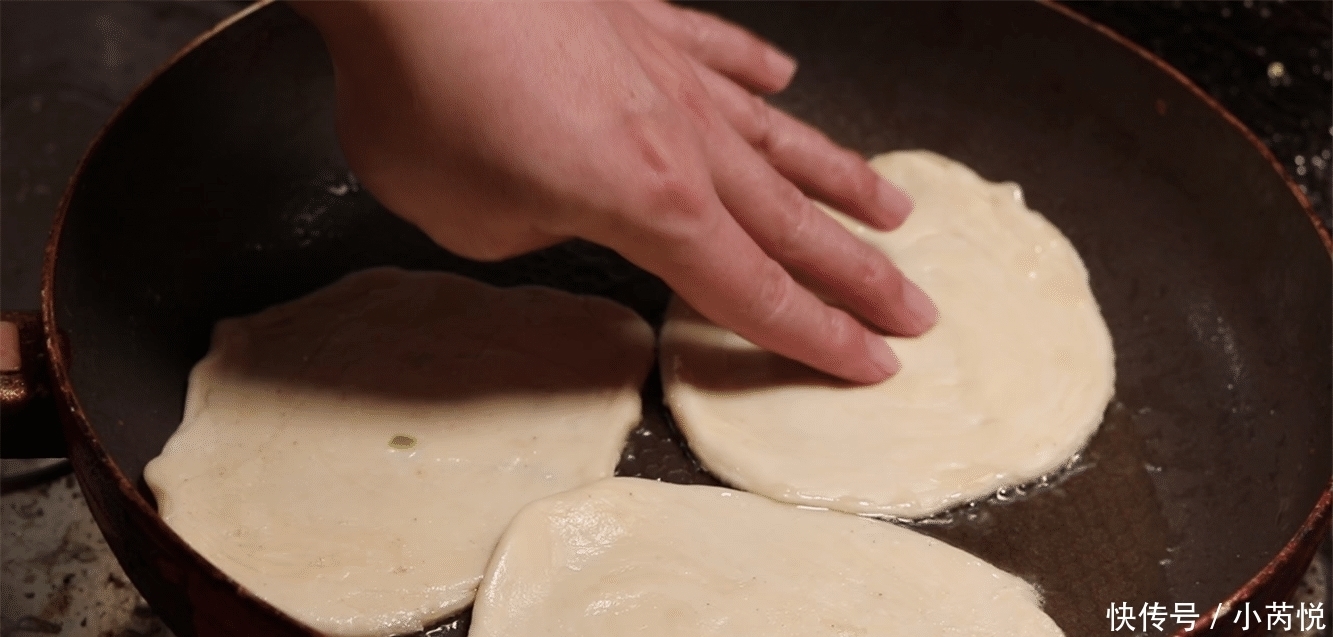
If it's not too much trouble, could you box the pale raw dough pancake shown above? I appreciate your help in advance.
[144,267,654,637]
[661,150,1115,518]
[471,477,1064,636]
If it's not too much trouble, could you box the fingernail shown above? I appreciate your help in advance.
[864,331,901,377]
[902,279,938,333]
[876,179,914,228]
[765,48,797,86]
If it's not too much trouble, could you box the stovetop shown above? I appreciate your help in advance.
[2,2,1329,636]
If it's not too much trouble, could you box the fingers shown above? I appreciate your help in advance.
[692,62,914,231]
[599,197,901,384]
[626,0,796,94]
[699,118,938,338]
[589,3,922,383]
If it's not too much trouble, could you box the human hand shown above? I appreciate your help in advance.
[294,1,937,384]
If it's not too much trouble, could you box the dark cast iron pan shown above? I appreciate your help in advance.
[2,2,1328,636]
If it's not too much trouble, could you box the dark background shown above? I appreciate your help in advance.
[1076,0,1331,226]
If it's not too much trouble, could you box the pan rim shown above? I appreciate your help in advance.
[39,1,323,632]
[38,1,1333,634]
[1039,3,1333,632]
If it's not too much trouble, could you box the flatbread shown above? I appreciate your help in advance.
[143,267,654,637]
[470,477,1065,636]
[661,150,1115,518]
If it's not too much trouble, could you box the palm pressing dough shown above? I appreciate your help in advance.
[661,150,1115,518]
[471,477,1065,636]
[143,267,654,637]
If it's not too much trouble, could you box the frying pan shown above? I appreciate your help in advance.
[2,2,1328,636]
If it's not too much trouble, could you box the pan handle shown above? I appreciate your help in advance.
[1,310,69,459]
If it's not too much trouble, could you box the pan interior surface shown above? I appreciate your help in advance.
[51,3,1330,636]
